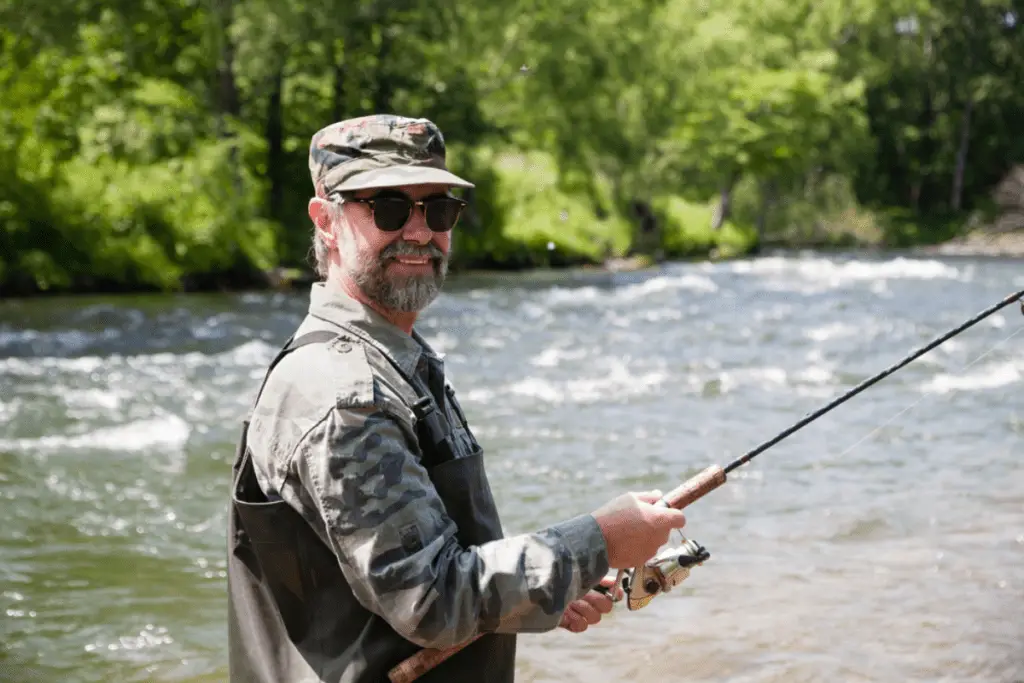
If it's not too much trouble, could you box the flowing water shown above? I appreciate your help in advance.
[1,252,1022,683]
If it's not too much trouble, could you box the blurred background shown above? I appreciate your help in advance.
[2,2,1024,683]
[1,0,1023,294]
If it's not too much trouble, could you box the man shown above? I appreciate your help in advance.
[227,114,688,683]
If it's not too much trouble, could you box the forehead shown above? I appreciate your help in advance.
[353,183,452,200]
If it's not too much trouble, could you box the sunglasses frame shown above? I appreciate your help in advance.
[334,190,467,233]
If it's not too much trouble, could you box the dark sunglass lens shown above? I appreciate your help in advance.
[426,198,464,232]
[372,197,412,231]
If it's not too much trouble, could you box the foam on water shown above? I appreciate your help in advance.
[920,360,1021,394]
[707,364,838,396]
[987,313,1007,329]
[0,355,106,375]
[0,339,278,373]
[561,365,669,403]
[0,415,191,454]
[727,255,963,282]
[470,360,670,406]
[529,347,591,368]
[538,272,719,309]
[634,307,684,323]
[616,273,719,299]
[223,338,274,361]
[423,330,460,355]
[804,321,861,342]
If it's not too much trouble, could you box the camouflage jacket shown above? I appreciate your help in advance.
[240,282,609,678]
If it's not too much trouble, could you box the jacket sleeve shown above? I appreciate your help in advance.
[291,404,610,650]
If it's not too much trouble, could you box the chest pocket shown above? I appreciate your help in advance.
[411,383,480,470]
[445,383,483,456]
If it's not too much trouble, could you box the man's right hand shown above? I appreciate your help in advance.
[591,490,687,569]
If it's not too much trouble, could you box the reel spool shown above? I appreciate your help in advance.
[611,537,711,610]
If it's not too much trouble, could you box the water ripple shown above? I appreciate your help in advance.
[1,253,1021,683]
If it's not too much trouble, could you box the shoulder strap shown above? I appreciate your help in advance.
[286,330,341,351]
[249,330,340,411]
[233,329,342,482]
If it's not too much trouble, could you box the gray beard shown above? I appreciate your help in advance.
[344,238,448,313]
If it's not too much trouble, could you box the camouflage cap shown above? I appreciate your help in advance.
[308,114,474,198]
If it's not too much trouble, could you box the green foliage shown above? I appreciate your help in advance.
[483,148,633,265]
[732,173,887,247]
[0,48,275,294]
[1,0,1022,295]
[874,209,969,248]
[654,196,757,258]
[60,135,277,287]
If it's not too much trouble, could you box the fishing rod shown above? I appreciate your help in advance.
[389,287,1024,683]
[662,286,1024,509]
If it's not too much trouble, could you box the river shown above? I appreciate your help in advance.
[1,252,1022,683]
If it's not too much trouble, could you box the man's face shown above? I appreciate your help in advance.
[336,183,454,313]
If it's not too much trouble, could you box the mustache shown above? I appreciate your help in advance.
[379,241,445,261]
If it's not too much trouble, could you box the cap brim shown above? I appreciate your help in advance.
[333,166,474,192]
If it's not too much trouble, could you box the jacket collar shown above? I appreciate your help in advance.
[306,281,441,379]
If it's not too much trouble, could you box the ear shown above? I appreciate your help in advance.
[308,197,337,247]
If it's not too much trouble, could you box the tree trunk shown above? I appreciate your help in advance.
[215,0,240,121]
[950,95,973,212]
[711,174,737,231]
[950,6,976,214]
[915,19,937,212]
[212,0,242,204]
[372,30,394,113]
[332,60,346,122]
[266,67,285,220]
[754,179,776,253]
[910,179,921,211]
[630,199,661,260]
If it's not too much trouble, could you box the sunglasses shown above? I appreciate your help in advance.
[338,191,467,233]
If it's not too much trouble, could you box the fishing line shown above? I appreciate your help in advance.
[390,289,1024,683]
[722,288,1024,475]
[830,323,1024,463]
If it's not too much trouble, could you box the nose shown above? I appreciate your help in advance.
[400,205,432,244]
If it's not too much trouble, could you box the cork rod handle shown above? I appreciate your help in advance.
[661,465,727,510]
[388,636,479,683]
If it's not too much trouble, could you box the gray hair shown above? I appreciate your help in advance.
[310,200,343,279]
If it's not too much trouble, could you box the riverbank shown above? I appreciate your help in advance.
[3,235,1019,302]
[5,128,1017,299]
[918,230,1024,258]
[266,229,1024,293]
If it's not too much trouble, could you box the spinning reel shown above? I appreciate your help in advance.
[608,536,711,610]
